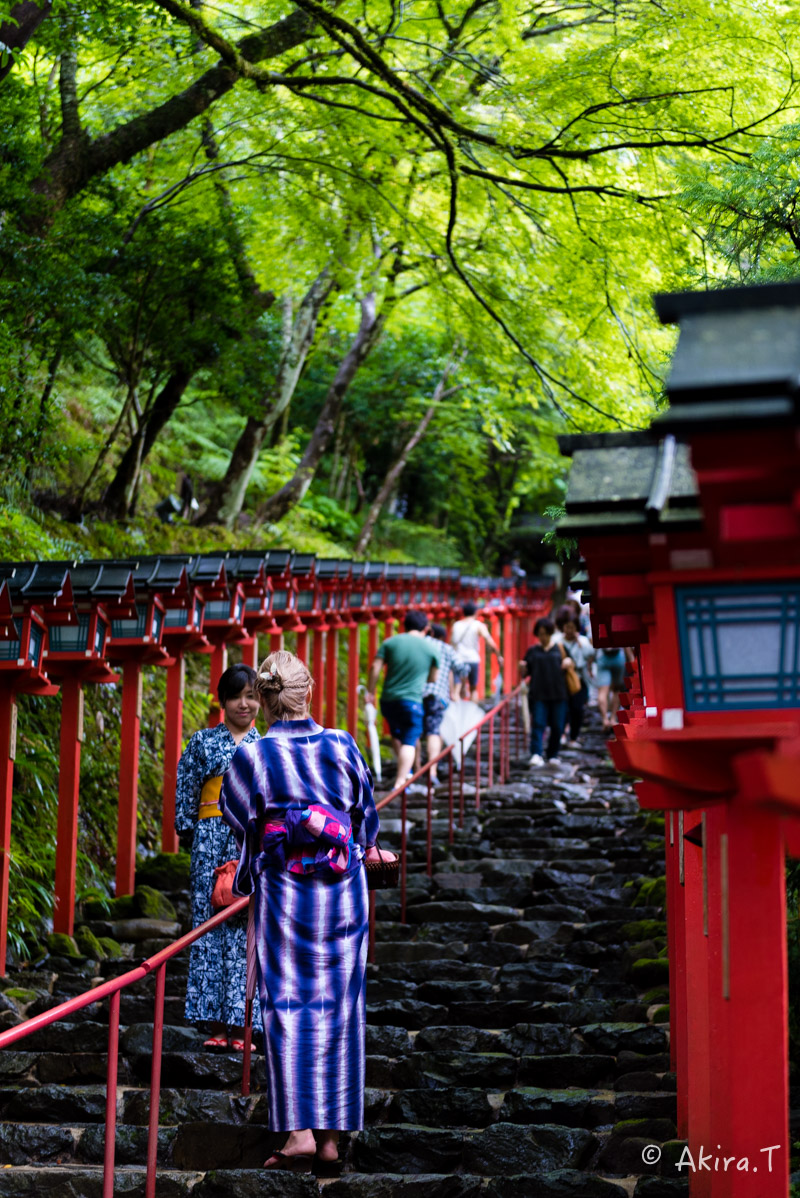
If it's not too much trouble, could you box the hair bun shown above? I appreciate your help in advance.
[258,666,284,691]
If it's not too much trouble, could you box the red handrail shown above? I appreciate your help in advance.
[0,686,524,1192]
[370,685,523,952]
[0,894,249,1198]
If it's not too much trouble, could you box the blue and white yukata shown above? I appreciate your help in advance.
[220,718,379,1132]
[175,722,260,1029]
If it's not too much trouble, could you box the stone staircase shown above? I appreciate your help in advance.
[0,712,687,1196]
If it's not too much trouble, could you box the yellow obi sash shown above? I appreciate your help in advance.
[198,776,223,820]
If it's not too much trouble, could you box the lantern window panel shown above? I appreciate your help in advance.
[368,592,382,607]
[245,597,263,613]
[49,614,91,653]
[350,592,364,608]
[0,619,22,661]
[111,603,148,641]
[29,622,43,667]
[94,616,107,655]
[296,592,315,613]
[164,607,189,629]
[205,600,232,622]
[271,589,289,611]
[676,583,800,711]
[151,609,164,640]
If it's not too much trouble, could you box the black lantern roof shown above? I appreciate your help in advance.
[188,554,228,587]
[290,553,315,577]
[264,550,292,576]
[654,281,800,431]
[558,431,701,537]
[227,552,268,583]
[315,559,339,581]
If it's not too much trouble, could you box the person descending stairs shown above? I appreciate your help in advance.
[0,708,685,1197]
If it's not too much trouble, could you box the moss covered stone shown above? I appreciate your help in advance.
[74,926,106,961]
[622,919,668,941]
[46,932,81,959]
[134,886,177,922]
[3,988,37,1004]
[653,1004,670,1023]
[136,852,190,891]
[631,958,670,986]
[98,937,123,959]
[642,986,670,1005]
[84,894,136,920]
[632,876,667,908]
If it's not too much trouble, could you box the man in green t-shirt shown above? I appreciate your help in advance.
[366,610,440,786]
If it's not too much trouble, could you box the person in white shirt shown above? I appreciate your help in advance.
[450,602,503,700]
[552,605,595,746]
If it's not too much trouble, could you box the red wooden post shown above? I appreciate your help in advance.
[0,694,16,976]
[326,625,338,727]
[295,629,308,665]
[53,675,84,935]
[682,810,713,1195]
[161,656,183,855]
[270,631,283,654]
[241,635,260,670]
[709,805,788,1195]
[368,621,378,665]
[383,618,395,642]
[312,629,325,723]
[503,610,515,689]
[347,624,360,737]
[116,660,143,897]
[488,612,500,694]
[207,643,227,727]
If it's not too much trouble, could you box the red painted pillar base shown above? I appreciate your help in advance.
[0,693,17,975]
[116,661,143,898]
[161,656,183,855]
[326,627,339,728]
[347,625,360,737]
[707,804,788,1196]
[683,810,712,1197]
[207,644,228,727]
[312,629,325,724]
[54,676,84,935]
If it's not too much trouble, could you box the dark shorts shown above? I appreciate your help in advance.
[423,694,448,737]
[464,662,479,690]
[381,698,424,747]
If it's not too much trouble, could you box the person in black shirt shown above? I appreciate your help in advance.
[521,617,569,767]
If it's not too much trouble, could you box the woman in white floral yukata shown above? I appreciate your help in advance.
[175,663,260,1051]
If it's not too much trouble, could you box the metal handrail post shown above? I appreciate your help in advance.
[102,990,121,1198]
[146,963,167,1198]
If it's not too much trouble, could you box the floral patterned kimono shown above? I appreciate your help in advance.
[175,722,260,1028]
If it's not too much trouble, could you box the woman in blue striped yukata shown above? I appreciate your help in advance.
[220,649,391,1176]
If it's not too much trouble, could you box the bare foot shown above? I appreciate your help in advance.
[264,1128,316,1168]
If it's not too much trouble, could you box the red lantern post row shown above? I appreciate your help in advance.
[560,280,800,1197]
[0,550,551,976]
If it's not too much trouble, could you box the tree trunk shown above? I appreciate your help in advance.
[0,3,51,83]
[354,353,463,554]
[30,8,315,214]
[101,367,194,519]
[259,287,391,526]
[200,269,333,529]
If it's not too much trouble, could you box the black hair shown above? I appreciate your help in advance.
[554,605,577,631]
[218,663,257,705]
[429,623,447,641]
[404,610,429,632]
[462,601,477,616]
[534,617,555,636]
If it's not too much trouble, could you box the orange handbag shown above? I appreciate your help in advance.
[211,860,238,909]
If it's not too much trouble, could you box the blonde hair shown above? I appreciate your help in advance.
[255,650,313,722]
